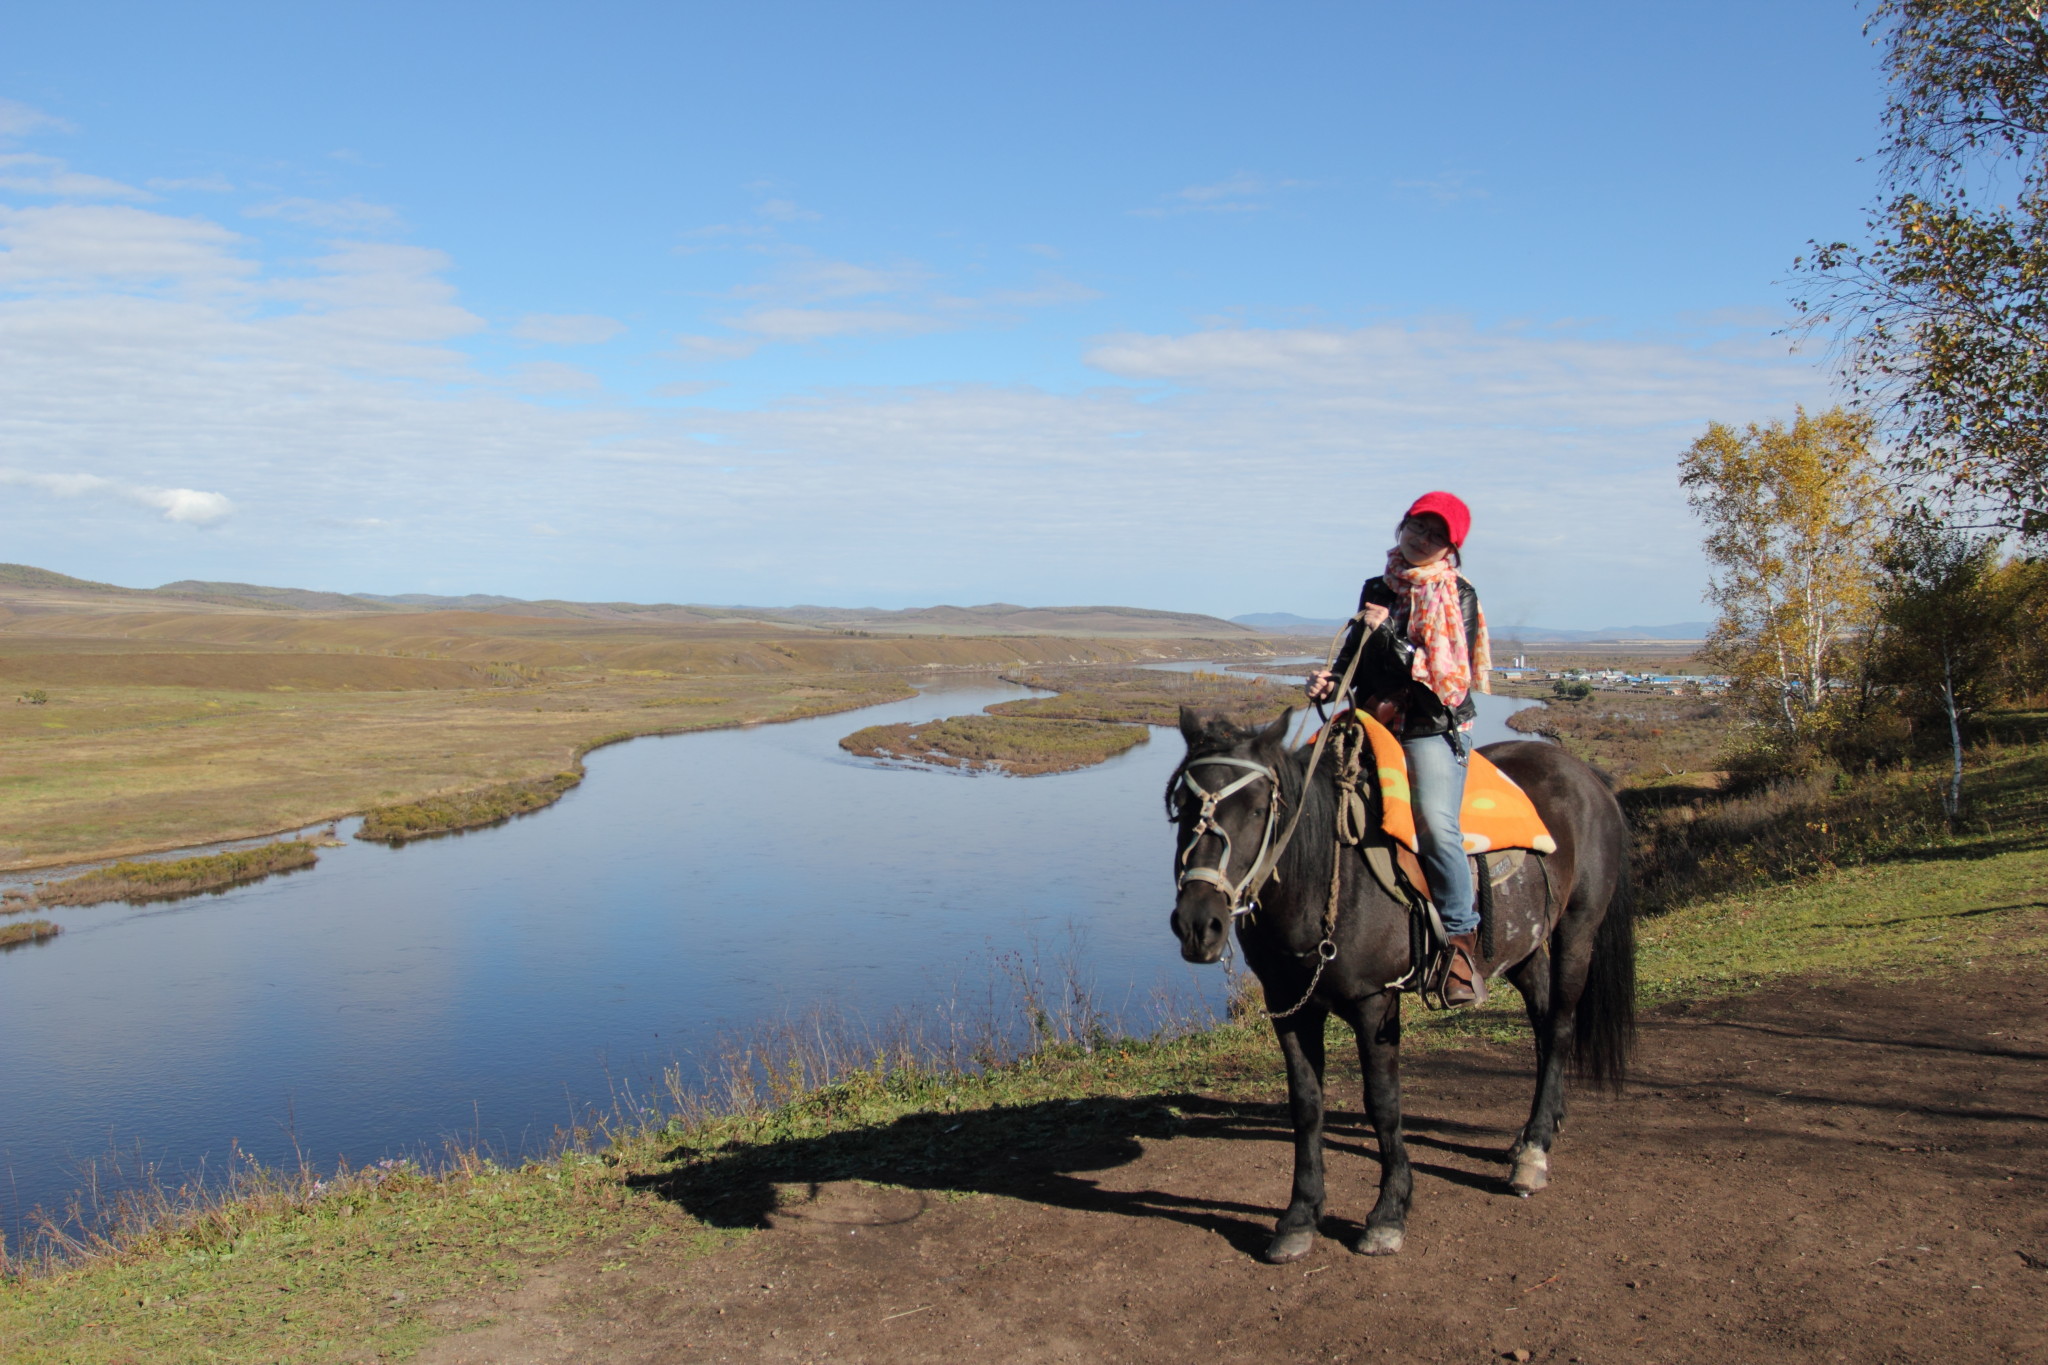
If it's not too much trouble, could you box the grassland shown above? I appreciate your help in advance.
[0,580,1276,868]
[9,840,322,909]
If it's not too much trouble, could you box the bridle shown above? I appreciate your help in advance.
[1175,755,1282,918]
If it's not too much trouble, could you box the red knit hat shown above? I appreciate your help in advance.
[1403,491,1471,549]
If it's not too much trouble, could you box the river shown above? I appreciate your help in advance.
[0,674,1536,1241]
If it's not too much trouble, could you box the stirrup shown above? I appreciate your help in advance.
[1385,900,1447,999]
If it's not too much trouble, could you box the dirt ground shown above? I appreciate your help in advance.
[416,962,2048,1365]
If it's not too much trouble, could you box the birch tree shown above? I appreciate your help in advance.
[1678,408,1892,741]
[1871,513,2010,818]
[1794,0,2048,538]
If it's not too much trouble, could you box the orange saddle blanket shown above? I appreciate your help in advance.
[1339,710,1556,856]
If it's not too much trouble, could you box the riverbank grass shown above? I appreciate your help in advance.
[0,918,59,947]
[9,839,319,909]
[356,770,582,843]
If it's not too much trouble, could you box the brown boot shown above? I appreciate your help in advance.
[1443,932,1488,1007]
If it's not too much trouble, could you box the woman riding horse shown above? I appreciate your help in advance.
[1306,490,1491,1005]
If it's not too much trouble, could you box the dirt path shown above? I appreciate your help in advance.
[417,963,2048,1364]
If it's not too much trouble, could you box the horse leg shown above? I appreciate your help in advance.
[1349,991,1412,1254]
[1505,938,1580,1196]
[1264,1005,1330,1263]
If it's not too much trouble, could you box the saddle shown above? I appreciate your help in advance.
[1313,710,1555,1002]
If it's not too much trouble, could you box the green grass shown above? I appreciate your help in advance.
[0,1155,727,1365]
[16,840,320,908]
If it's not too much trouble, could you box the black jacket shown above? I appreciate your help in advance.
[1328,574,1482,740]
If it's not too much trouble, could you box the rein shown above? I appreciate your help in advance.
[1173,609,1374,1018]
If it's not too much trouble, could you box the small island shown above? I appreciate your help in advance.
[839,666,1293,775]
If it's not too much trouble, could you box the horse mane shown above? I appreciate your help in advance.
[1273,733,1337,914]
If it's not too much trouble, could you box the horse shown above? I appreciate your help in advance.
[1166,706,1636,1263]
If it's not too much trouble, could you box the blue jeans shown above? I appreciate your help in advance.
[1402,731,1476,936]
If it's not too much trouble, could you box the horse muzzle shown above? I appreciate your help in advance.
[1171,885,1230,964]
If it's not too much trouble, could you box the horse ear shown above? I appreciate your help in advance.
[1178,705,1209,742]
[1258,706,1295,748]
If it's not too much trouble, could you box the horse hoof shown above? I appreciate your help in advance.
[1263,1228,1316,1264]
[1353,1225,1404,1256]
[1509,1146,1550,1197]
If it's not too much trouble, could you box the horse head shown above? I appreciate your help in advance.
[1167,704,1294,964]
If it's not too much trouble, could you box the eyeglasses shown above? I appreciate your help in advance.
[1400,517,1451,547]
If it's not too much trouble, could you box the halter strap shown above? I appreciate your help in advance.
[1175,756,1282,916]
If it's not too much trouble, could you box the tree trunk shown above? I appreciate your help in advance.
[1942,643,1964,822]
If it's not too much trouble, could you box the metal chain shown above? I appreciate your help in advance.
[1261,938,1337,1020]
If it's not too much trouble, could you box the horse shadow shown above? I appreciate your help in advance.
[627,1091,1522,1256]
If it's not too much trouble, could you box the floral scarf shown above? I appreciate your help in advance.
[1382,550,1491,711]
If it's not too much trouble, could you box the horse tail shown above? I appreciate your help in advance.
[1571,853,1637,1090]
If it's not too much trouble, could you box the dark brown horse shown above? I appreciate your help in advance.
[1167,707,1635,1262]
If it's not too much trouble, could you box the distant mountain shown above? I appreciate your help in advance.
[1231,612,1345,635]
[0,564,1255,638]
[0,563,122,592]
[1232,612,1712,642]
[155,580,400,612]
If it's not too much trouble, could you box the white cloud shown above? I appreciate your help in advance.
[0,98,67,141]
[723,306,939,341]
[754,197,820,223]
[246,197,402,233]
[978,276,1100,309]
[1392,171,1488,205]
[735,256,928,303]
[510,312,625,344]
[0,153,148,199]
[0,203,253,286]
[1131,172,1308,217]
[653,380,723,397]
[511,361,602,393]
[148,175,235,194]
[670,333,764,361]
[0,469,233,525]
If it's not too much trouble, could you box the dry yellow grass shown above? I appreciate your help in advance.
[0,670,910,869]
[0,593,1273,868]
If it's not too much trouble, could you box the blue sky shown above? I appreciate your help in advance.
[2,2,1880,626]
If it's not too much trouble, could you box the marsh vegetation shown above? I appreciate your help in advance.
[7,840,320,909]
[0,919,60,948]
[839,714,1148,775]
